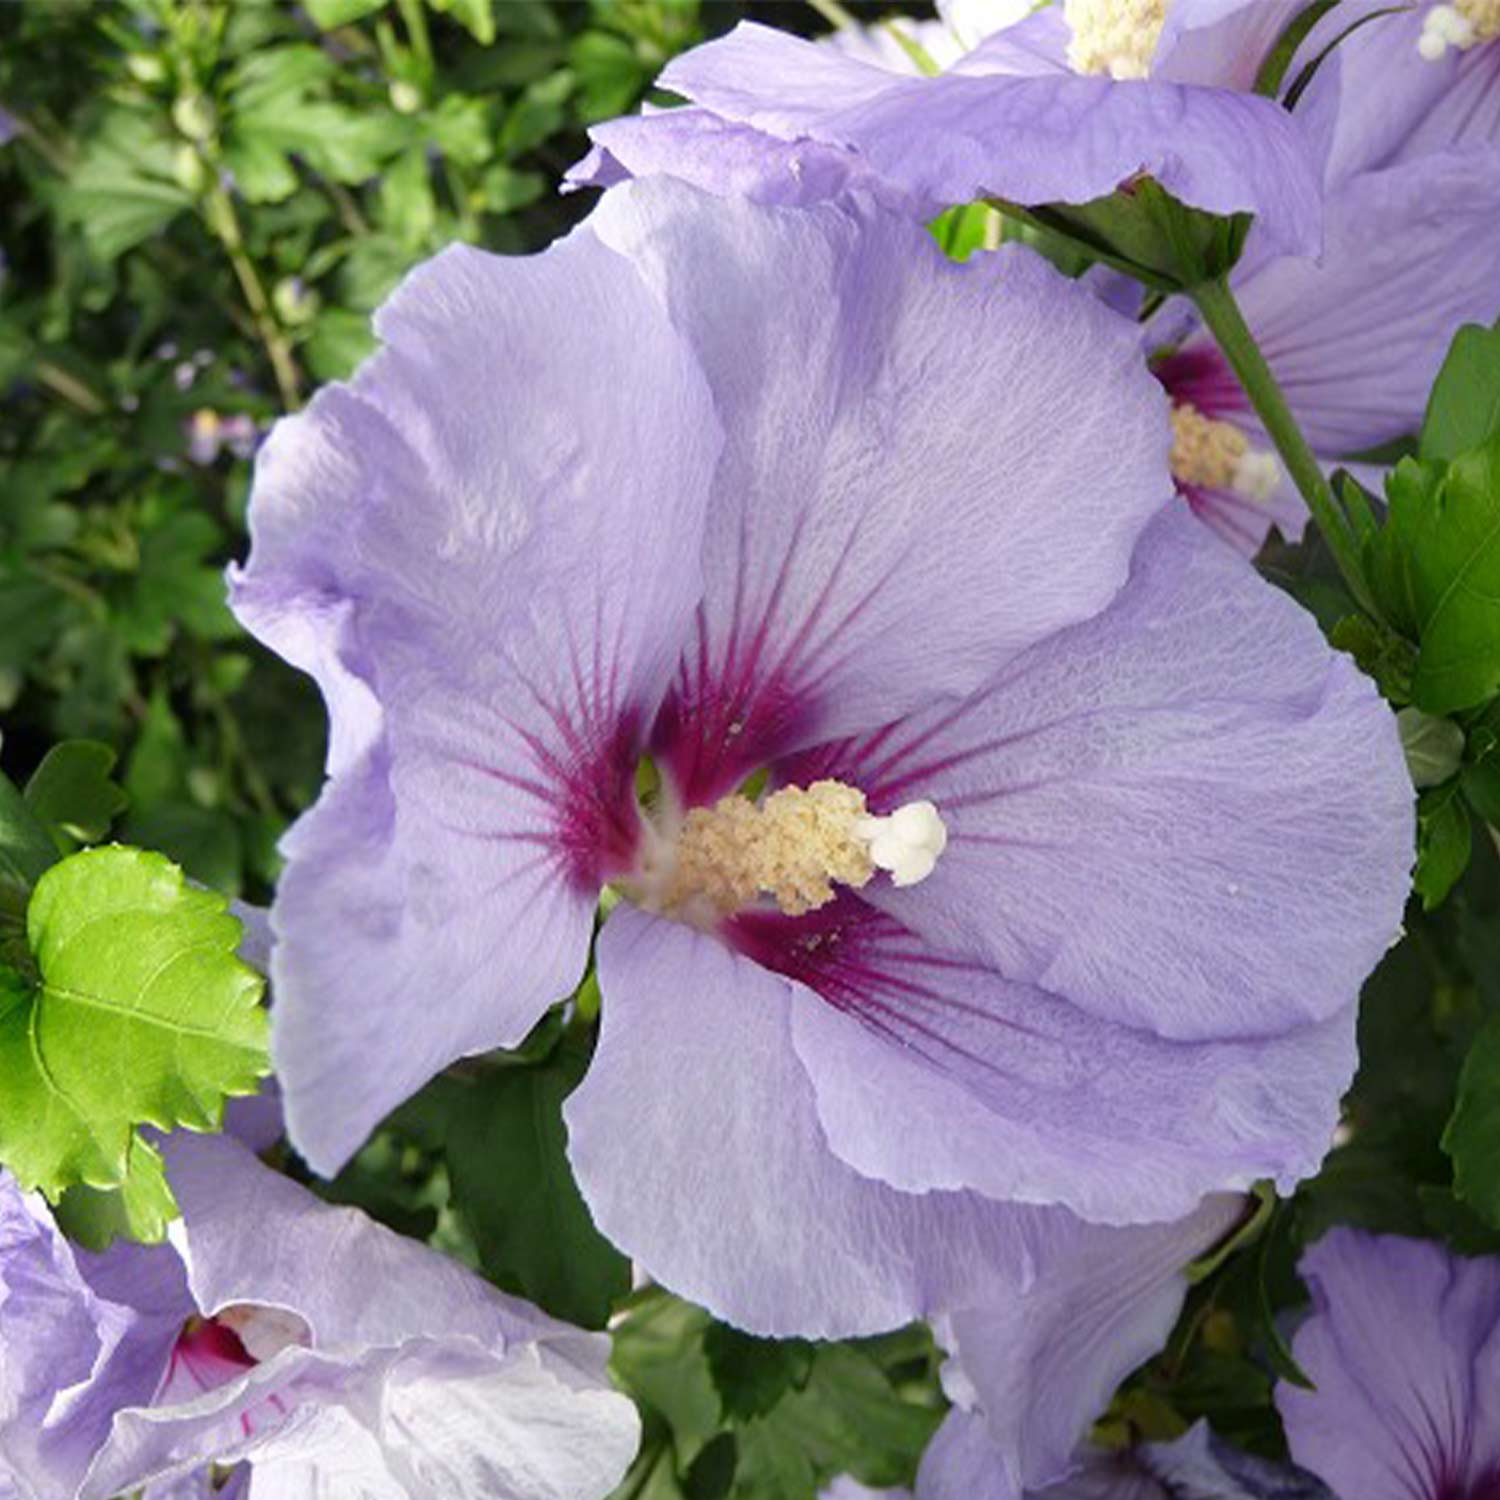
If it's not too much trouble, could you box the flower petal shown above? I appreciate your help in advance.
[1276,1229,1500,1500]
[588,182,1170,799]
[920,1200,1244,1496]
[231,222,721,1174]
[1323,9,1500,184]
[566,906,1235,1352]
[756,896,1355,1222]
[654,23,1323,255]
[1231,152,1500,456]
[788,506,1412,1043]
[161,1133,582,1361]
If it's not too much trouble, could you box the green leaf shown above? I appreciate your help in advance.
[1397,706,1465,790]
[704,1325,814,1423]
[25,741,128,846]
[478,163,545,214]
[1444,1013,1500,1227]
[570,30,650,123]
[1415,781,1472,910]
[51,111,192,261]
[1421,321,1500,463]
[53,1134,176,1248]
[1374,444,1500,714]
[761,1345,941,1490]
[305,0,388,24]
[0,771,60,894]
[379,146,438,249]
[611,1295,721,1467]
[409,1039,630,1328]
[0,847,268,1198]
[304,307,379,382]
[428,0,496,43]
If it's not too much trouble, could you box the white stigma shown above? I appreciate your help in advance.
[854,800,949,888]
[1171,403,1282,503]
[1064,0,1167,78]
[1419,1,1497,58]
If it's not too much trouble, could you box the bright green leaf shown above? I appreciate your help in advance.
[1421,321,1500,463]
[305,0,388,25]
[1374,444,1500,715]
[25,741,128,845]
[53,1134,176,1248]
[0,847,268,1198]
[428,0,496,43]
[379,146,438,249]
[1444,1013,1500,1227]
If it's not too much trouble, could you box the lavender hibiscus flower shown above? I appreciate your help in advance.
[568,0,1358,257]
[1153,148,1500,552]
[231,176,1411,1345]
[1276,1229,1500,1500]
[0,1137,637,1499]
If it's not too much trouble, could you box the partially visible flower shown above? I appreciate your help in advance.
[918,1415,1331,1498]
[1276,1229,1500,1500]
[0,1135,638,1500]
[569,1,1355,257]
[185,409,261,466]
[0,107,17,148]
[1149,149,1500,552]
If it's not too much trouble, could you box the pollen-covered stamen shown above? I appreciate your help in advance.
[1171,402,1282,503]
[1064,0,1167,78]
[1419,0,1500,58]
[660,779,948,918]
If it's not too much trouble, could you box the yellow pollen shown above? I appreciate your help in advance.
[1463,0,1500,34]
[1170,402,1248,491]
[668,780,875,918]
[1064,0,1167,78]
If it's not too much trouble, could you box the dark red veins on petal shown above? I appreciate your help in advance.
[727,890,1044,1081]
[1155,343,1250,421]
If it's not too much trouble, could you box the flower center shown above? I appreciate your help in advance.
[215,1304,310,1362]
[1419,0,1500,58]
[633,779,948,921]
[1064,0,1167,78]
[1170,402,1281,502]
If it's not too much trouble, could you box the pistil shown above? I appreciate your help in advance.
[1171,402,1281,503]
[1419,0,1500,58]
[646,779,948,919]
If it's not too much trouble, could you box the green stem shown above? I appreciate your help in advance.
[1188,275,1376,614]
[806,0,860,31]
[203,183,303,411]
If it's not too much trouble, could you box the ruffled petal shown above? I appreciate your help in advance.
[587,182,1170,800]
[162,1133,582,1360]
[1322,8,1500,183]
[749,896,1355,1222]
[654,23,1323,255]
[566,907,1236,1349]
[1231,152,1500,456]
[231,217,721,1173]
[786,506,1411,1044]
[569,108,884,207]
[919,1203,1244,1496]
[1277,1229,1500,1500]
